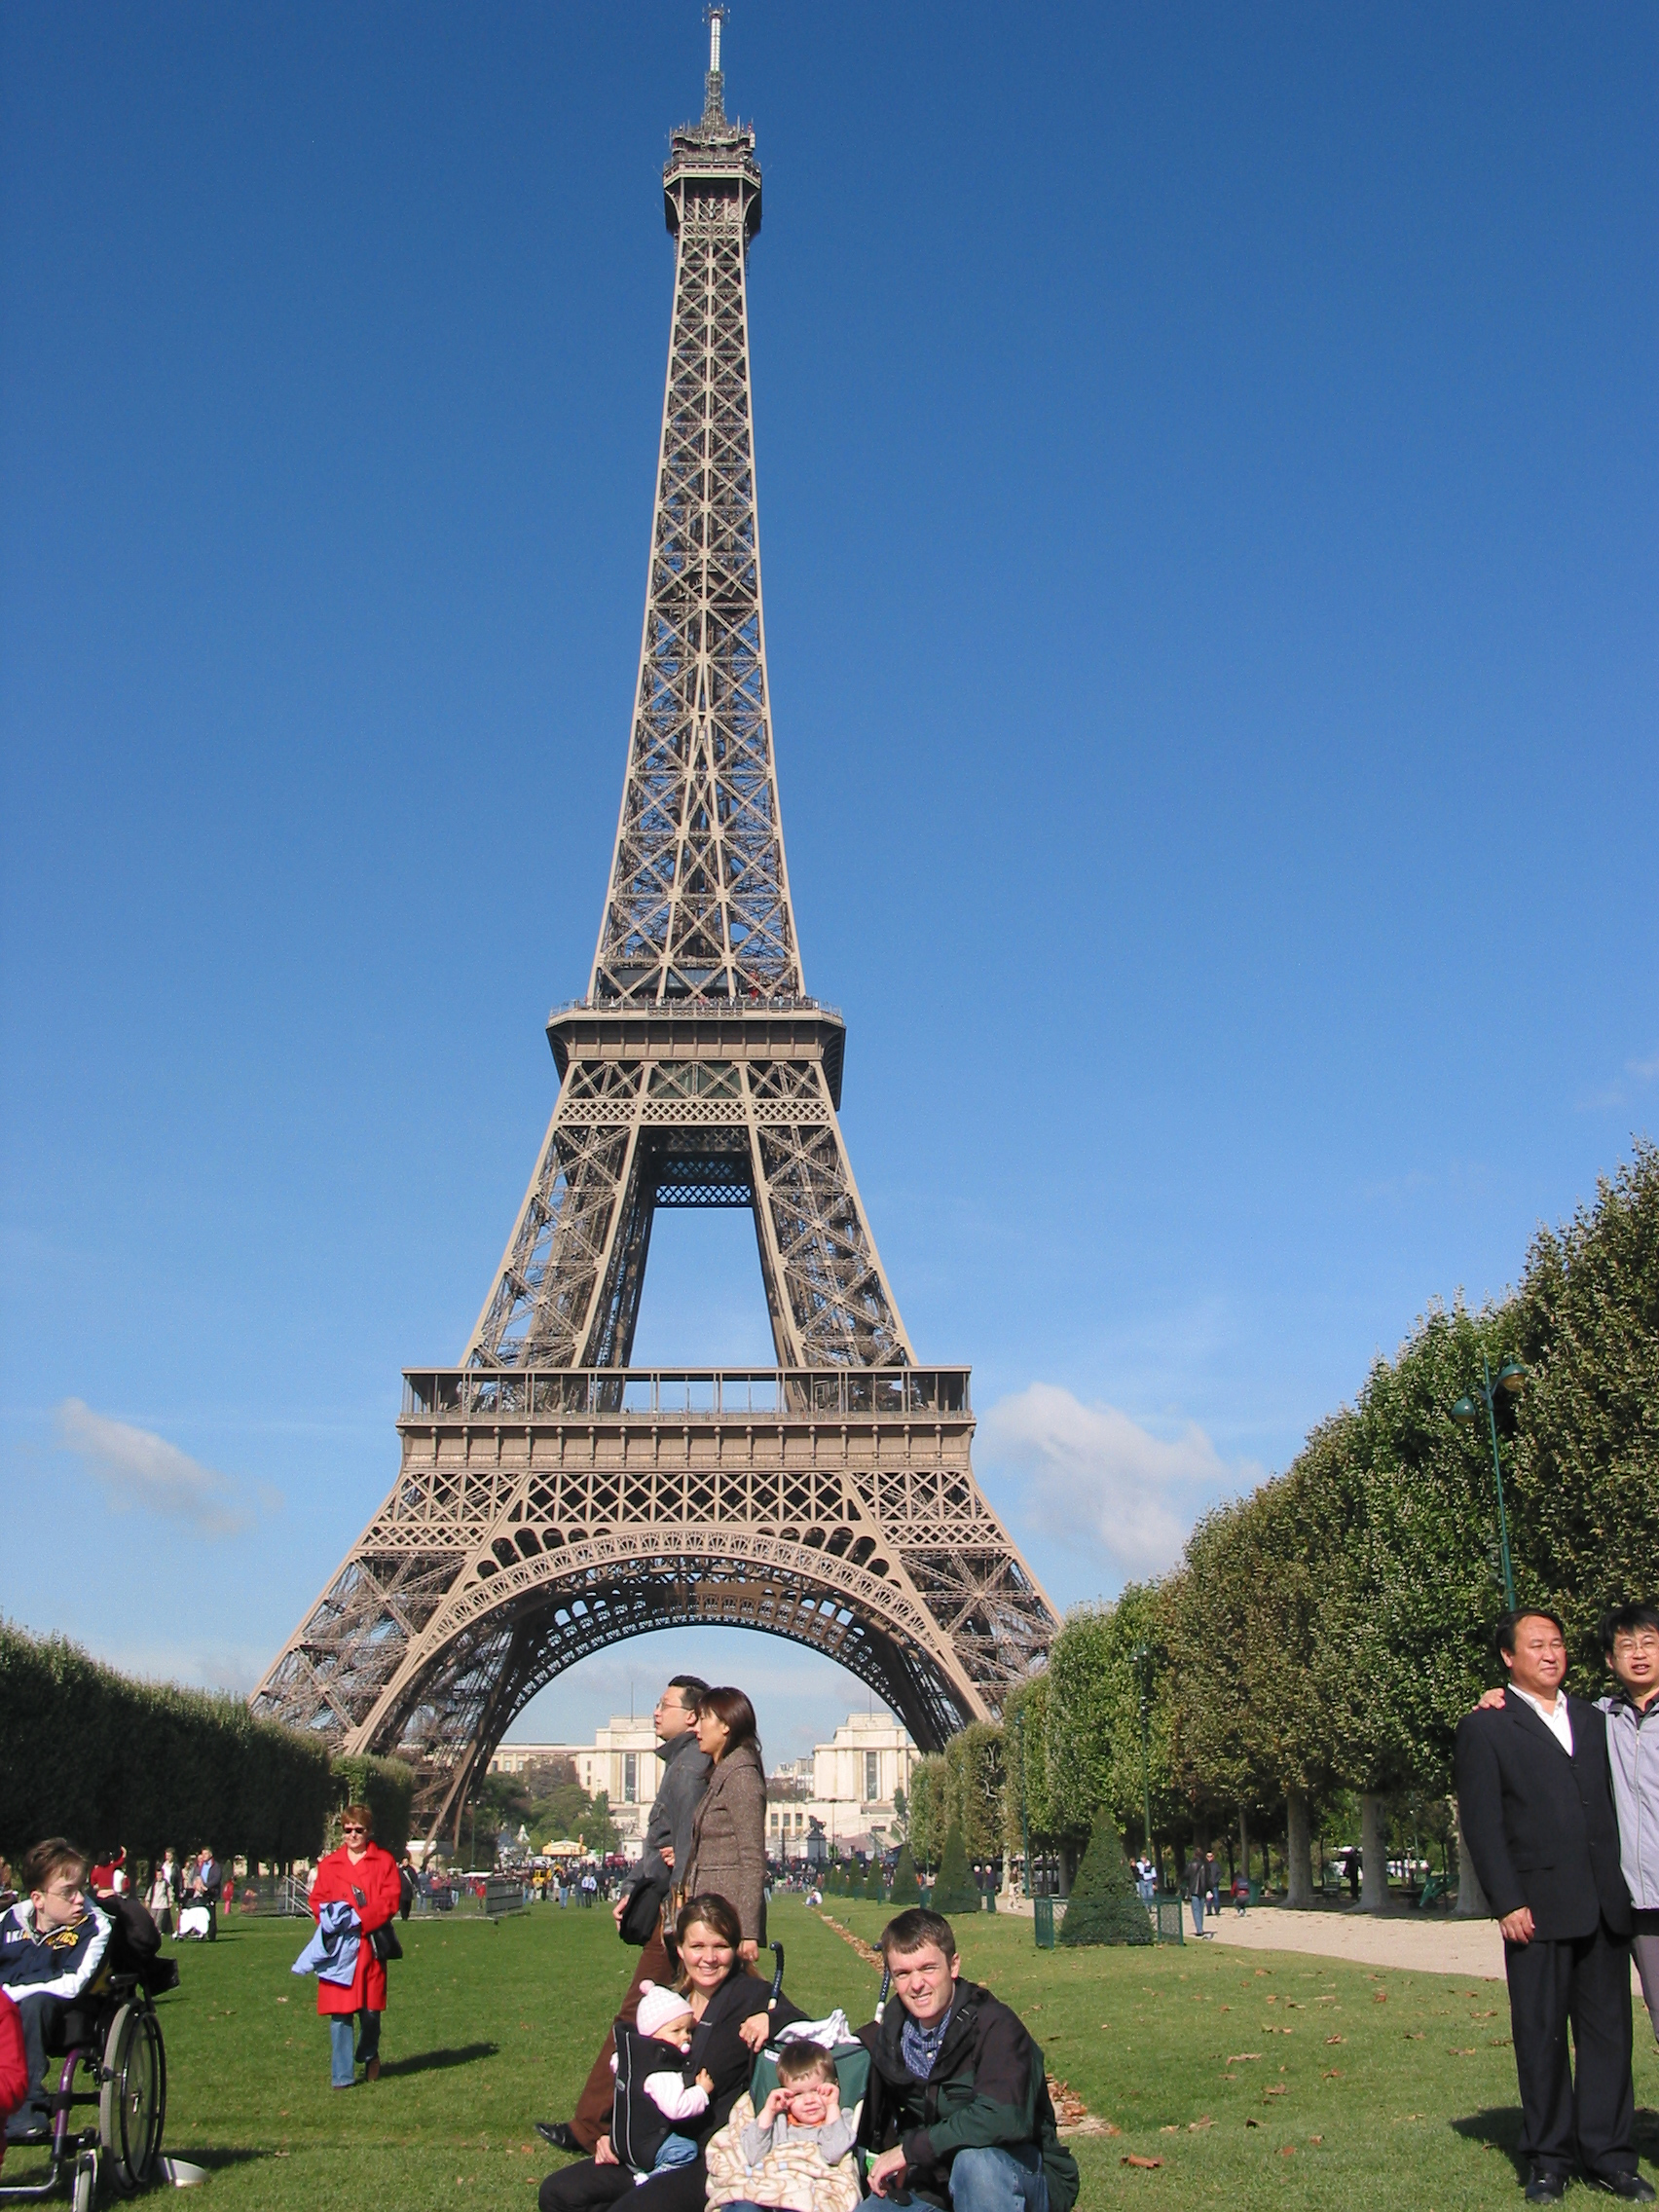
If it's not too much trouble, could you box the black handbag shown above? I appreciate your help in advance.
[369,1920,403,1962]
[617,1872,669,1947]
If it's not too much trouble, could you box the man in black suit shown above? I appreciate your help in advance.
[1456,1607,1652,2204]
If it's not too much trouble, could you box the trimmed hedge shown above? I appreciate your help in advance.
[2,1622,332,1866]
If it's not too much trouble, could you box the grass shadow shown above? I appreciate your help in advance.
[377,2041,499,2079]
[168,2147,269,2171]
[1451,2105,1528,2182]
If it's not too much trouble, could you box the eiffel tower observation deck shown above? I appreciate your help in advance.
[252,14,1060,1838]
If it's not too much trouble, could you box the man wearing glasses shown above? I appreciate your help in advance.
[1,1838,112,2142]
[538,1675,709,2156]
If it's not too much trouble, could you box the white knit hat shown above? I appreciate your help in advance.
[636,1983,693,2039]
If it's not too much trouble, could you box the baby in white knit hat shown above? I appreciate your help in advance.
[609,1980,716,2181]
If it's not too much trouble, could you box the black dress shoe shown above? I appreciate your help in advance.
[1586,2176,1656,2202]
[535,2121,585,2155]
[1526,2174,1567,2205]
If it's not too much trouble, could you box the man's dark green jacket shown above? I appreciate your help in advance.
[855,1979,1080,2212]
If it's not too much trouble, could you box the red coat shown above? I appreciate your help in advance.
[0,1990,28,2169]
[308,1844,402,2014]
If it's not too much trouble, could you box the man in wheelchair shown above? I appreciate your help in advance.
[0,1843,112,2146]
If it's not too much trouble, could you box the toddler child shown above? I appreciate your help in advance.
[705,2042,861,2212]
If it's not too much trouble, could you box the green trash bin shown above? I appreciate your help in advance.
[1033,1897,1054,1949]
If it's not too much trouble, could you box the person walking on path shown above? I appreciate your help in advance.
[541,1676,711,2156]
[537,1893,806,2212]
[857,1905,1079,2212]
[307,1803,403,2090]
[1186,1853,1207,1938]
[1456,1607,1648,2205]
[680,1689,768,1965]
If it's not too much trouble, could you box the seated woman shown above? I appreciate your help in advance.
[538,1894,804,2212]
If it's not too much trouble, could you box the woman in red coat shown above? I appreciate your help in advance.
[308,1804,403,2088]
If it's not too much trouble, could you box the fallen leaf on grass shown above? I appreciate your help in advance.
[1263,2085,1288,2098]
[1279,2146,1296,2157]
[1452,2047,1477,2055]
[1188,2118,1213,2132]
[1121,2155,1162,2169]
[1322,2070,1343,2080]
[1245,2120,1260,2129]
[1309,2136,1323,2145]
[1226,2052,1262,2063]
[1325,2034,1345,2044]
[1373,1990,1388,2004]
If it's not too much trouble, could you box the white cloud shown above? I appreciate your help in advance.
[980,1382,1245,1581]
[55,1399,260,1538]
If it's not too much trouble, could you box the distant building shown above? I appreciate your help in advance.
[768,1713,916,1862]
[490,1717,661,1853]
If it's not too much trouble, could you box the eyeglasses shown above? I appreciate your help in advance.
[341,1825,367,1836]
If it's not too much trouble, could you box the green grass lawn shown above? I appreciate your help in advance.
[10,1896,1654,2208]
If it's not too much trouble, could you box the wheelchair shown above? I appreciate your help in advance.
[1,1956,177,2210]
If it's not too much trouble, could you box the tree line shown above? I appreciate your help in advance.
[1,1623,414,1863]
[913,1145,1658,1905]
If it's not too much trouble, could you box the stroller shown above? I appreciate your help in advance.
[727,1944,889,2195]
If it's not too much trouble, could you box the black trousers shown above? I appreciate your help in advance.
[538,2155,708,2212]
[1504,1914,1635,2179]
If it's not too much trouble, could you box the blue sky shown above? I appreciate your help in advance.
[2,2,1653,1766]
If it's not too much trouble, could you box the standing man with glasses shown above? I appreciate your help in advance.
[539,1675,710,2156]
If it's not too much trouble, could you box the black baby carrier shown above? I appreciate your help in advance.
[611,2022,697,2173]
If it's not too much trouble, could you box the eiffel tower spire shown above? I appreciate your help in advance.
[250,22,1060,1832]
[593,5,790,1009]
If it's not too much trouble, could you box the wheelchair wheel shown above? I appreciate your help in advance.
[99,2001,166,2192]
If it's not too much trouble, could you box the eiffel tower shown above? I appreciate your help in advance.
[251,15,1059,1838]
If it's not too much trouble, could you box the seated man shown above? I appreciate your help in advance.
[0,1839,113,2141]
[857,1908,1078,2212]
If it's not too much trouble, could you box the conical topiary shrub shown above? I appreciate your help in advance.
[929,1818,980,1917]
[1058,1812,1154,1946]
[862,1860,886,1903]
[887,1843,922,1905]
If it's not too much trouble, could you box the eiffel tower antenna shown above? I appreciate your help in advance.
[251,18,1060,1839]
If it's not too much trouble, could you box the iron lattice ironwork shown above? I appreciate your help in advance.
[251,20,1059,1837]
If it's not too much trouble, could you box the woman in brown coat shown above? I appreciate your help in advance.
[680,1687,767,1961]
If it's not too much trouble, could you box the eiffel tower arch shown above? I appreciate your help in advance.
[251,17,1060,1838]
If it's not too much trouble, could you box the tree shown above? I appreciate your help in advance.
[861,1858,886,1903]
[907,1757,949,1873]
[887,1842,921,1904]
[578,1790,621,1856]
[945,1723,1006,1868]
[1057,1811,1153,1947]
[929,1818,978,1917]
[891,1786,908,1841]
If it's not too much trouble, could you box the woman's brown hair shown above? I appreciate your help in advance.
[674,1891,743,1957]
[697,1686,758,1755]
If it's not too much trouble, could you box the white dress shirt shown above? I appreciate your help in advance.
[1514,1684,1573,1756]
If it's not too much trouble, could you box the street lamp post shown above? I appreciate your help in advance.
[1130,1643,1156,1880]
[1452,1355,1526,1612]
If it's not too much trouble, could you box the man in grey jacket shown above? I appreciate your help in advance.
[538,1675,710,2155]
[1601,1604,1659,2043]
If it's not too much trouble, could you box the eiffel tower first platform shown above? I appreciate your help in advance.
[251,15,1060,1837]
